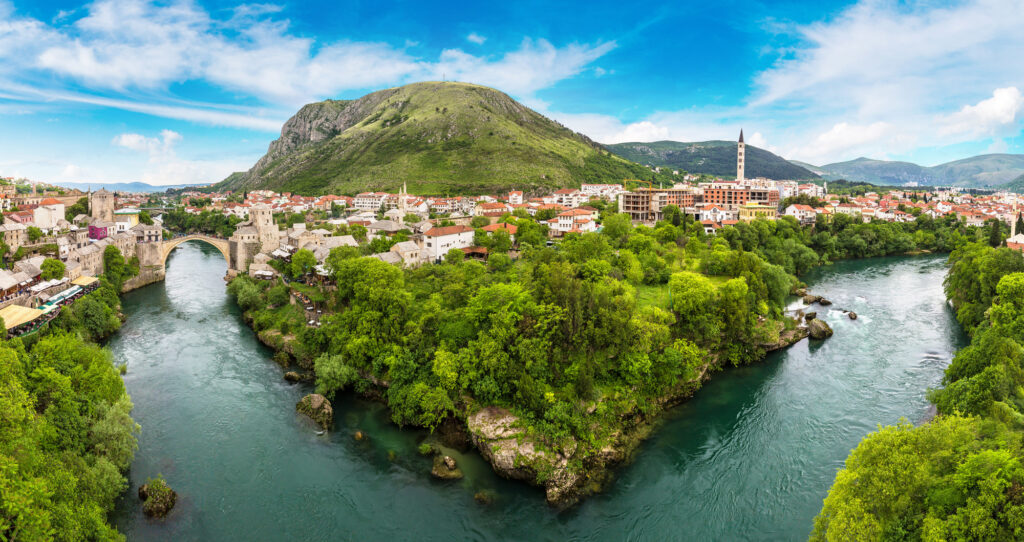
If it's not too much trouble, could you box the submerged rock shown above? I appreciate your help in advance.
[431,455,464,480]
[808,319,834,340]
[296,394,333,430]
[474,490,495,505]
[848,311,858,320]
[138,477,177,518]
[354,430,366,441]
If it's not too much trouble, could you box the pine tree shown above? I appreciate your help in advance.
[990,220,1003,247]
[1014,214,1023,237]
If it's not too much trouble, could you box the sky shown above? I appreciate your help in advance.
[1,0,1023,185]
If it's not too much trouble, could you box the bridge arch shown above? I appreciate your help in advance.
[161,235,231,268]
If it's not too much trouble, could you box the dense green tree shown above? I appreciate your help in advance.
[290,249,317,278]
[40,257,65,280]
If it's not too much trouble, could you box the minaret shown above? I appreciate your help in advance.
[737,129,745,182]
[1014,202,1018,238]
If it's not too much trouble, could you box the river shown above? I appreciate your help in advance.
[110,243,966,540]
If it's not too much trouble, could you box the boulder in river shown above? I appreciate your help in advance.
[431,455,464,480]
[848,311,858,320]
[818,298,833,306]
[808,319,834,340]
[283,371,301,382]
[296,394,333,430]
[802,294,820,304]
[804,312,817,322]
[138,476,177,518]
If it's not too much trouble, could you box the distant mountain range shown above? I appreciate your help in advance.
[53,181,212,193]
[790,154,1024,189]
[605,140,820,180]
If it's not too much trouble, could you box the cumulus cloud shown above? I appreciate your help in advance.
[940,87,1024,138]
[112,129,180,156]
[110,129,246,185]
[748,0,1024,162]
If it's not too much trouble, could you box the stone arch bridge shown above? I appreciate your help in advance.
[160,235,232,268]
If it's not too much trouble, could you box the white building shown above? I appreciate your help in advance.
[353,192,389,211]
[33,198,65,230]
[423,225,475,262]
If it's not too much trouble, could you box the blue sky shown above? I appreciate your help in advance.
[1,0,1022,185]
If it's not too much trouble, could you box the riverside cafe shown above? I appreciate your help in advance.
[0,275,100,337]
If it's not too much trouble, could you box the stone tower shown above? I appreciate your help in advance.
[250,204,279,252]
[737,129,745,182]
[90,188,115,222]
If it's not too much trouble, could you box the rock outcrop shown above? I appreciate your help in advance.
[138,478,177,518]
[808,319,834,340]
[431,455,464,480]
[468,406,590,505]
[296,394,333,430]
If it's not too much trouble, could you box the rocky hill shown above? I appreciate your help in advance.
[605,140,820,180]
[218,82,662,195]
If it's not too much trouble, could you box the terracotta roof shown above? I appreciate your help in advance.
[39,197,63,205]
[424,225,474,237]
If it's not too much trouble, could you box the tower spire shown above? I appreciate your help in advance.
[736,128,746,182]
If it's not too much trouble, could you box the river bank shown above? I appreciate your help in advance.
[241,276,818,507]
[109,246,965,540]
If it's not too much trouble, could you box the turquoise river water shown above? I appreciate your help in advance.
[109,242,967,540]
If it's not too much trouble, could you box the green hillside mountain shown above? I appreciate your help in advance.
[605,140,820,180]
[999,173,1024,193]
[218,82,667,195]
[802,154,1024,188]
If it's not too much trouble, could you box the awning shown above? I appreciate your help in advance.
[72,275,99,287]
[0,304,44,330]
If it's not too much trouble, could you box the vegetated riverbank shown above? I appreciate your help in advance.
[812,243,1024,539]
[107,247,964,540]
[0,271,140,538]
[239,295,811,506]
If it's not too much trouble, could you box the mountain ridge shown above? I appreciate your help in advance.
[605,140,820,180]
[218,82,674,195]
[794,153,1024,187]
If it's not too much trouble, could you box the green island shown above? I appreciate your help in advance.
[812,242,1024,540]
[225,209,980,505]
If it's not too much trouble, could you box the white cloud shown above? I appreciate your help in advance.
[467,32,486,45]
[428,38,616,97]
[112,129,180,156]
[940,87,1024,138]
[607,121,670,143]
[748,0,1024,163]
[3,0,612,107]
[110,129,247,185]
